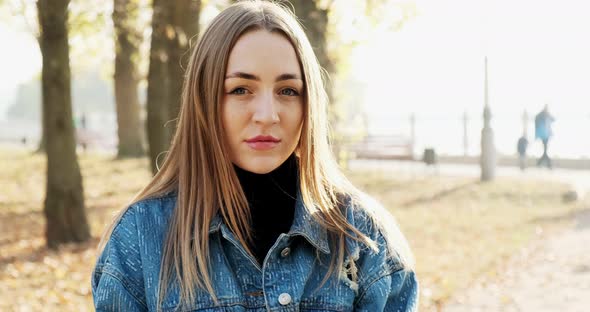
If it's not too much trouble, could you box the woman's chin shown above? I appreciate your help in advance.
[233,155,284,174]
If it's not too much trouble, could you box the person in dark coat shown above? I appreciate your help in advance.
[517,135,529,170]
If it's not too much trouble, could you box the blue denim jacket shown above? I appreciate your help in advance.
[92,191,418,311]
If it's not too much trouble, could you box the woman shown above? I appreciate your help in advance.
[92,1,418,311]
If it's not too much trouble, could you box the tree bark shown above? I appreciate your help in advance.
[289,0,337,130]
[37,0,90,249]
[146,0,172,174]
[113,0,145,158]
[289,0,332,87]
[165,0,200,123]
[36,113,46,153]
[289,0,344,158]
[146,0,200,174]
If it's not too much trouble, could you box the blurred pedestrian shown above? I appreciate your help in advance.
[517,135,529,170]
[535,105,555,168]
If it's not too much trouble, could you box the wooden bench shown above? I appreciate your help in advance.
[349,135,414,161]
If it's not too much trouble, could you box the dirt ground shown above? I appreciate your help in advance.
[443,208,590,312]
[349,159,590,311]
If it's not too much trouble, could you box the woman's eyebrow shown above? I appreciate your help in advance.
[275,73,301,82]
[225,72,302,82]
[226,72,259,81]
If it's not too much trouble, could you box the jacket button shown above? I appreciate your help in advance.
[278,292,291,305]
[280,247,291,257]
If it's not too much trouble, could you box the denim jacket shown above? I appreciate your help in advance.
[92,191,418,311]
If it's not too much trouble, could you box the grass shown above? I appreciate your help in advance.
[0,147,585,311]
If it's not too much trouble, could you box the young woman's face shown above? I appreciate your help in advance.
[222,30,304,174]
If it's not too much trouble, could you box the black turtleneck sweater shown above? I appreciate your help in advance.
[233,154,298,265]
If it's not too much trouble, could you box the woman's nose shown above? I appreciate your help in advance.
[252,91,279,124]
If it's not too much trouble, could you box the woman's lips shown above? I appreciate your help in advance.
[246,141,279,150]
[245,135,280,150]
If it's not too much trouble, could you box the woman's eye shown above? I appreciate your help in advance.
[280,88,299,96]
[229,87,248,95]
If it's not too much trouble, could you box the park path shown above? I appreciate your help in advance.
[442,209,590,312]
[348,159,590,312]
[348,159,590,197]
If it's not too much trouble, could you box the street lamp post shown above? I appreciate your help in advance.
[481,56,496,181]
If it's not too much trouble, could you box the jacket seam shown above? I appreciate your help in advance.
[100,269,149,309]
[142,193,176,203]
[103,203,136,265]
[100,203,147,309]
[354,267,404,306]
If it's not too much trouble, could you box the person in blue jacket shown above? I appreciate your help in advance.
[91,1,418,311]
[535,105,555,168]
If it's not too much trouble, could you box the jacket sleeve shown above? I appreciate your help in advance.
[91,205,148,311]
[353,268,419,312]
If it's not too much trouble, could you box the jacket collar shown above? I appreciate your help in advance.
[207,190,330,254]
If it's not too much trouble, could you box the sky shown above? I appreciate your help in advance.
[1,0,589,157]
[355,0,590,116]
[347,0,590,157]
[0,24,40,114]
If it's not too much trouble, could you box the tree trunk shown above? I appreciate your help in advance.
[36,114,46,153]
[146,0,172,174]
[165,0,200,123]
[113,0,145,158]
[289,0,332,86]
[37,0,90,249]
[146,0,200,174]
[290,0,343,159]
[289,0,336,128]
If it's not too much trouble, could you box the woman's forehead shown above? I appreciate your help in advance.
[225,30,302,78]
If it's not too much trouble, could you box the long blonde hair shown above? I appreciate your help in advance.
[96,0,413,309]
